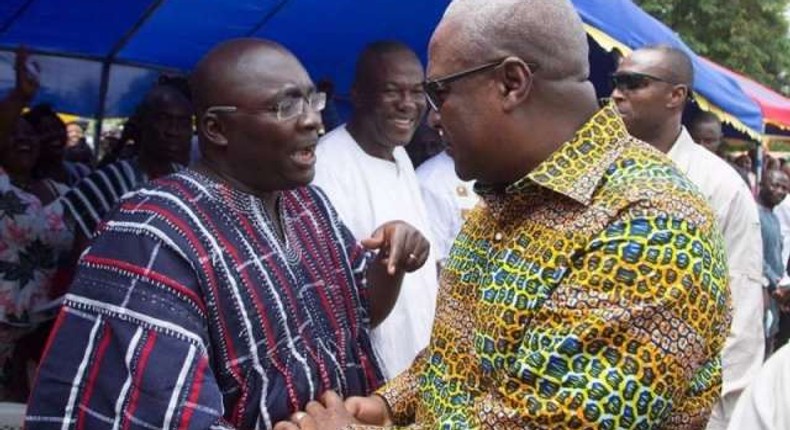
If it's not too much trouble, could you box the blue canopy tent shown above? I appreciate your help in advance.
[0,0,764,140]
[0,0,448,127]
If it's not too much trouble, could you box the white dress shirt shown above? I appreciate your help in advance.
[773,195,790,270]
[313,125,439,380]
[727,342,790,430]
[416,151,479,263]
[668,127,765,430]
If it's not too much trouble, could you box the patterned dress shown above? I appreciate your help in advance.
[378,106,731,429]
[27,169,382,429]
[0,170,73,399]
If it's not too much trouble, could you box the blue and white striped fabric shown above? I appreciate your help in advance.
[26,169,382,429]
[59,159,145,239]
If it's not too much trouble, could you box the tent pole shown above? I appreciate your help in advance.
[94,61,111,161]
[90,0,166,156]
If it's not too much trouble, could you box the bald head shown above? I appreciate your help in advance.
[346,40,426,156]
[135,83,193,166]
[435,0,589,80]
[353,41,420,90]
[191,38,304,114]
[138,84,191,118]
[761,168,789,208]
[189,38,322,194]
[632,45,694,86]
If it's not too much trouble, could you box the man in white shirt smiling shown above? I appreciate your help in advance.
[313,41,438,380]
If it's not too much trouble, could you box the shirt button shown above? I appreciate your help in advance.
[494,232,504,241]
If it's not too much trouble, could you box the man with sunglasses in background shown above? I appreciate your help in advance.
[613,46,763,430]
[26,38,432,429]
[275,2,730,430]
[313,41,439,382]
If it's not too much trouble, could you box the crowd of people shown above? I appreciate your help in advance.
[0,0,788,429]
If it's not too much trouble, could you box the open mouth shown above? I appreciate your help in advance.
[291,144,316,167]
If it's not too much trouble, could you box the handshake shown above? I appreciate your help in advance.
[273,391,394,430]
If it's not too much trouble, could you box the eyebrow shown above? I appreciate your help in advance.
[276,84,316,98]
[382,80,423,87]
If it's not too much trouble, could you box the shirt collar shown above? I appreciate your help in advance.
[481,104,629,206]
[666,126,694,173]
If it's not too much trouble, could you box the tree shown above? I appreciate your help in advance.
[635,0,790,95]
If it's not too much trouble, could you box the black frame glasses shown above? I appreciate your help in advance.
[422,57,538,111]
[609,71,680,91]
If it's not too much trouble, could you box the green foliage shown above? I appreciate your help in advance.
[634,0,790,95]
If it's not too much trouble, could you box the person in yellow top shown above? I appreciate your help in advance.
[275,0,731,429]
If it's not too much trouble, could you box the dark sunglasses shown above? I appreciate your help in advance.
[422,57,539,111]
[610,72,680,91]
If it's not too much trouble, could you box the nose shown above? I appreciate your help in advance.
[298,105,323,133]
[427,108,444,136]
[611,86,625,103]
[426,108,440,127]
[163,119,184,137]
[396,89,422,112]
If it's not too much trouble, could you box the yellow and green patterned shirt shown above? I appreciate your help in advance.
[377,105,731,429]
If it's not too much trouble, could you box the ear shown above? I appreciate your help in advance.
[667,85,689,109]
[498,58,533,112]
[200,113,228,147]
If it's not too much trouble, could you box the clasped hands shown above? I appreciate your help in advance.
[273,391,392,430]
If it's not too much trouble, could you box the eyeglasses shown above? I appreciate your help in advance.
[609,72,680,91]
[422,57,539,111]
[206,92,327,121]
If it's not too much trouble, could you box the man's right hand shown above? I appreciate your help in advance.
[344,395,393,426]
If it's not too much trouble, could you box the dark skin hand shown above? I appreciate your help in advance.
[273,391,395,429]
[344,394,393,427]
[0,46,39,154]
[271,224,429,429]
[274,391,388,430]
[12,46,39,99]
[363,220,430,328]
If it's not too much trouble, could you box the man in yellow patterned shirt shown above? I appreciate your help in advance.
[274,1,731,429]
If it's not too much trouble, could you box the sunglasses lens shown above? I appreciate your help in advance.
[612,74,650,91]
[423,82,441,110]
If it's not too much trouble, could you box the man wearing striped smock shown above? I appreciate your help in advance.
[26,39,431,430]
[60,84,192,244]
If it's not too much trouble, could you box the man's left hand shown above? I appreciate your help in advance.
[361,220,430,275]
[273,391,359,430]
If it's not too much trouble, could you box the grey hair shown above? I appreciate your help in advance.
[440,0,590,80]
